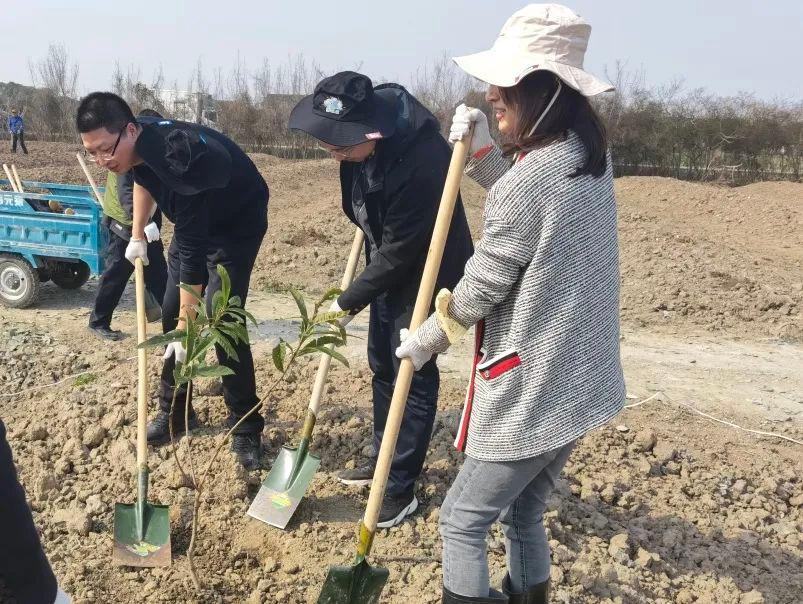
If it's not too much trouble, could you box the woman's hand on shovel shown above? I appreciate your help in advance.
[449,104,493,155]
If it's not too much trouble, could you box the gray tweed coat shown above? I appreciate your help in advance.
[417,132,625,461]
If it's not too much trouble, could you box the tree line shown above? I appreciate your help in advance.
[2,46,800,185]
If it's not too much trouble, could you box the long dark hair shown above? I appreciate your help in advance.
[498,71,608,178]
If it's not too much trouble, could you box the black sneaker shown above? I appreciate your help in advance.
[377,493,418,528]
[88,325,123,341]
[337,460,376,486]
[231,433,262,471]
[147,409,198,445]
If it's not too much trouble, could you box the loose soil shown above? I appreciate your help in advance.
[0,142,801,603]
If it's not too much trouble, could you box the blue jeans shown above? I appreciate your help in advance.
[439,441,576,597]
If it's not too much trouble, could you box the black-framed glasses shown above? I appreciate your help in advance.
[84,125,128,163]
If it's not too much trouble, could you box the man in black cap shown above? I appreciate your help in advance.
[290,71,473,527]
[76,92,269,470]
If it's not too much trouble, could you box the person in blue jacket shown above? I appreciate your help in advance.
[8,108,28,154]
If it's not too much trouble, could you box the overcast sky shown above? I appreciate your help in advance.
[2,0,800,100]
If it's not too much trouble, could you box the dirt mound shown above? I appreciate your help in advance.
[615,177,802,340]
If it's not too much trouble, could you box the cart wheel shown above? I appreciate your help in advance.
[51,261,91,290]
[0,254,41,308]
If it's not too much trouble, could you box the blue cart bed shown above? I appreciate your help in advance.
[0,179,106,308]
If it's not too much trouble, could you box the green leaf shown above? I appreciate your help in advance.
[313,310,347,324]
[212,290,224,316]
[195,364,235,378]
[217,322,247,343]
[315,346,350,368]
[139,329,187,349]
[304,335,344,349]
[212,330,240,362]
[320,287,343,303]
[272,340,286,372]
[217,264,232,306]
[178,283,203,302]
[289,289,308,324]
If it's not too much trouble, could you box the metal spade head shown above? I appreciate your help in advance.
[317,558,389,604]
[112,500,171,567]
[247,442,321,529]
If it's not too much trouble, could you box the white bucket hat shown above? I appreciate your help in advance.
[453,3,614,96]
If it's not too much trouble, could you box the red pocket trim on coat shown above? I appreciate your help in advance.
[477,350,521,380]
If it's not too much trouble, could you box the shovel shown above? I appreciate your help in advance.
[112,257,171,566]
[248,228,365,529]
[317,125,474,603]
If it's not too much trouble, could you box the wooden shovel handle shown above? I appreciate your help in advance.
[134,258,149,469]
[307,228,365,415]
[76,152,104,206]
[2,164,19,193]
[10,165,23,193]
[360,126,474,541]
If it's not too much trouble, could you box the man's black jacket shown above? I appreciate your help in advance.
[133,118,269,284]
[337,84,473,312]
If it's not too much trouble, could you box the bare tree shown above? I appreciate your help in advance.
[27,44,80,137]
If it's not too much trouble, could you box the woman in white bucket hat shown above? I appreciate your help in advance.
[396,4,624,602]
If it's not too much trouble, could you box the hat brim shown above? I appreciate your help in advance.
[289,93,397,147]
[453,49,614,97]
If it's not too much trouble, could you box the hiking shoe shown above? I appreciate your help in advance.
[337,460,376,487]
[88,325,122,341]
[377,493,418,528]
[231,433,262,471]
[147,409,198,445]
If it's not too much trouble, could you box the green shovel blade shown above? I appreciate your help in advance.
[247,444,321,529]
[112,501,171,567]
[317,558,389,604]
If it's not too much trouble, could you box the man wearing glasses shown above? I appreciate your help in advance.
[88,108,167,341]
[289,72,473,527]
[76,92,269,470]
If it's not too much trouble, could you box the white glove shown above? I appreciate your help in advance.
[54,586,72,604]
[395,328,433,371]
[143,222,160,243]
[124,238,149,266]
[329,300,353,327]
[163,341,187,364]
[449,103,494,155]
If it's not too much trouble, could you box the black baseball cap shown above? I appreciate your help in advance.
[289,71,398,147]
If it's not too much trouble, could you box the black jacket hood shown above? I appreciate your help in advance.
[374,84,441,159]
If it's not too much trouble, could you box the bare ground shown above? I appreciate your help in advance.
[0,143,801,603]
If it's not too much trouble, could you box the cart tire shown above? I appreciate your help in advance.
[0,255,41,308]
[51,261,91,290]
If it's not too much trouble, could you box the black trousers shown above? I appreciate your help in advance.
[368,291,440,498]
[159,233,265,434]
[11,131,27,154]
[89,225,168,329]
[0,420,57,604]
